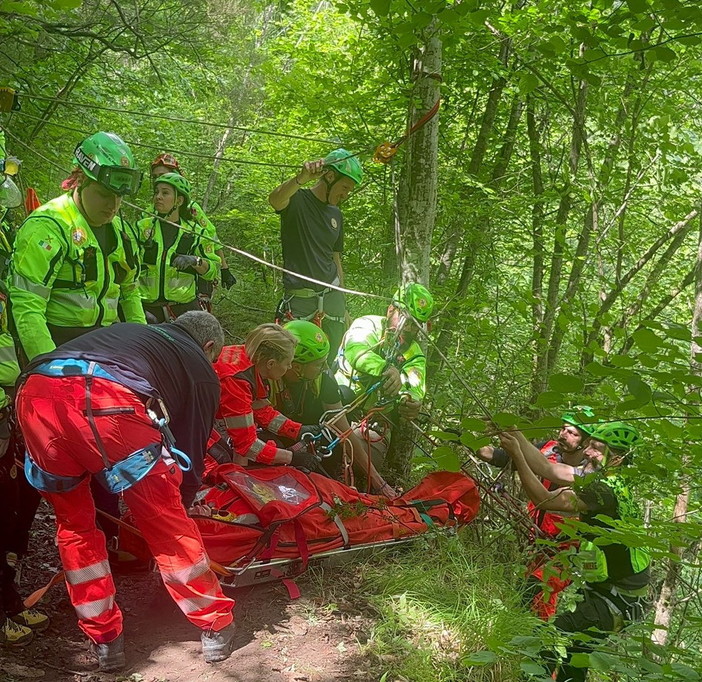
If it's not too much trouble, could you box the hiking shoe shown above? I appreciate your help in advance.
[201,623,235,663]
[1,617,34,647]
[12,609,50,632]
[89,633,126,672]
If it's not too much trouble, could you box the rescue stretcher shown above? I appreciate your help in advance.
[122,464,480,593]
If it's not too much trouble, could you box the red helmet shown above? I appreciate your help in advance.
[150,153,182,175]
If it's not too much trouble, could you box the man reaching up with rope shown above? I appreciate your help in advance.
[335,283,434,469]
[268,149,363,362]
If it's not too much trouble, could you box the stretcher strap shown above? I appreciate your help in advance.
[320,502,350,548]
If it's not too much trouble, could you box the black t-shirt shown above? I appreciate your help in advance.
[23,322,220,506]
[578,479,650,591]
[278,189,343,290]
[277,371,341,424]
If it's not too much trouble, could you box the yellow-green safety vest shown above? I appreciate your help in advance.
[135,215,219,305]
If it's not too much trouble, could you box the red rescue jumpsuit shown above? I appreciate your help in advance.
[17,374,234,644]
[214,345,302,464]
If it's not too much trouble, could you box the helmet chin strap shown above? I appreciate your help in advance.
[320,170,342,204]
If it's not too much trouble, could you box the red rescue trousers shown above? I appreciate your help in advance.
[17,374,234,644]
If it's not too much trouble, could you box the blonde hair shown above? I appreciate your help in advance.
[245,323,297,363]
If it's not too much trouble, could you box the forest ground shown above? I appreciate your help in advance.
[1,502,387,682]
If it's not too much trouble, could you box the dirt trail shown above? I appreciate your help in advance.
[2,505,381,682]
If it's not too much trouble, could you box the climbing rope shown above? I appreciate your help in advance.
[12,111,299,170]
[19,91,339,145]
[0,126,390,302]
[373,97,441,164]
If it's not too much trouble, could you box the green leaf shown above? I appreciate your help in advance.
[626,375,652,403]
[650,45,677,62]
[492,411,522,428]
[632,327,663,352]
[626,0,649,13]
[569,653,590,668]
[610,355,636,367]
[51,0,83,8]
[461,417,487,432]
[518,72,540,95]
[548,372,585,393]
[520,660,546,674]
[463,650,497,666]
[369,0,391,17]
[535,391,564,408]
[432,446,461,472]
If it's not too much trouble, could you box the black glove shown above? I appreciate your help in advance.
[220,269,237,288]
[299,424,322,439]
[290,450,323,473]
[172,254,199,270]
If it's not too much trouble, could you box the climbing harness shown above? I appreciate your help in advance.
[23,360,191,495]
[275,277,345,329]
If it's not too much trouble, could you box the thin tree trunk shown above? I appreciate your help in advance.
[529,59,588,404]
[435,35,510,285]
[651,210,701,645]
[386,25,441,481]
[527,96,545,340]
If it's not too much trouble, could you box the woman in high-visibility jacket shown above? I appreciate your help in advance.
[9,131,146,361]
[135,172,219,323]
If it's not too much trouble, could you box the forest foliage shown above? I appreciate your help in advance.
[2,0,702,679]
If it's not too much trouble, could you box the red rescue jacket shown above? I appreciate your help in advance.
[526,440,567,537]
[214,345,301,464]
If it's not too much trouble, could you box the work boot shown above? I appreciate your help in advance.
[1,617,34,646]
[12,608,50,632]
[89,633,126,672]
[201,623,235,663]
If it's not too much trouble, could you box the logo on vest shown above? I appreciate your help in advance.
[72,228,87,245]
[330,217,338,230]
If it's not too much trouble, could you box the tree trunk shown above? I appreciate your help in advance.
[529,60,588,405]
[434,34,510,286]
[651,208,702,646]
[385,25,441,482]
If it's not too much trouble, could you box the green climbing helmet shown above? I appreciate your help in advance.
[323,148,363,185]
[154,172,191,206]
[73,132,142,196]
[393,282,435,323]
[589,421,641,455]
[284,320,330,364]
[561,405,597,435]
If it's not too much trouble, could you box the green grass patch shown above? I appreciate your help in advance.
[358,530,537,681]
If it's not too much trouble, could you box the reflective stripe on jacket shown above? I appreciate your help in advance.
[135,216,219,305]
[9,193,145,360]
[214,345,301,464]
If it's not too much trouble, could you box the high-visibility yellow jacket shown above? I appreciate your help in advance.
[9,192,145,360]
